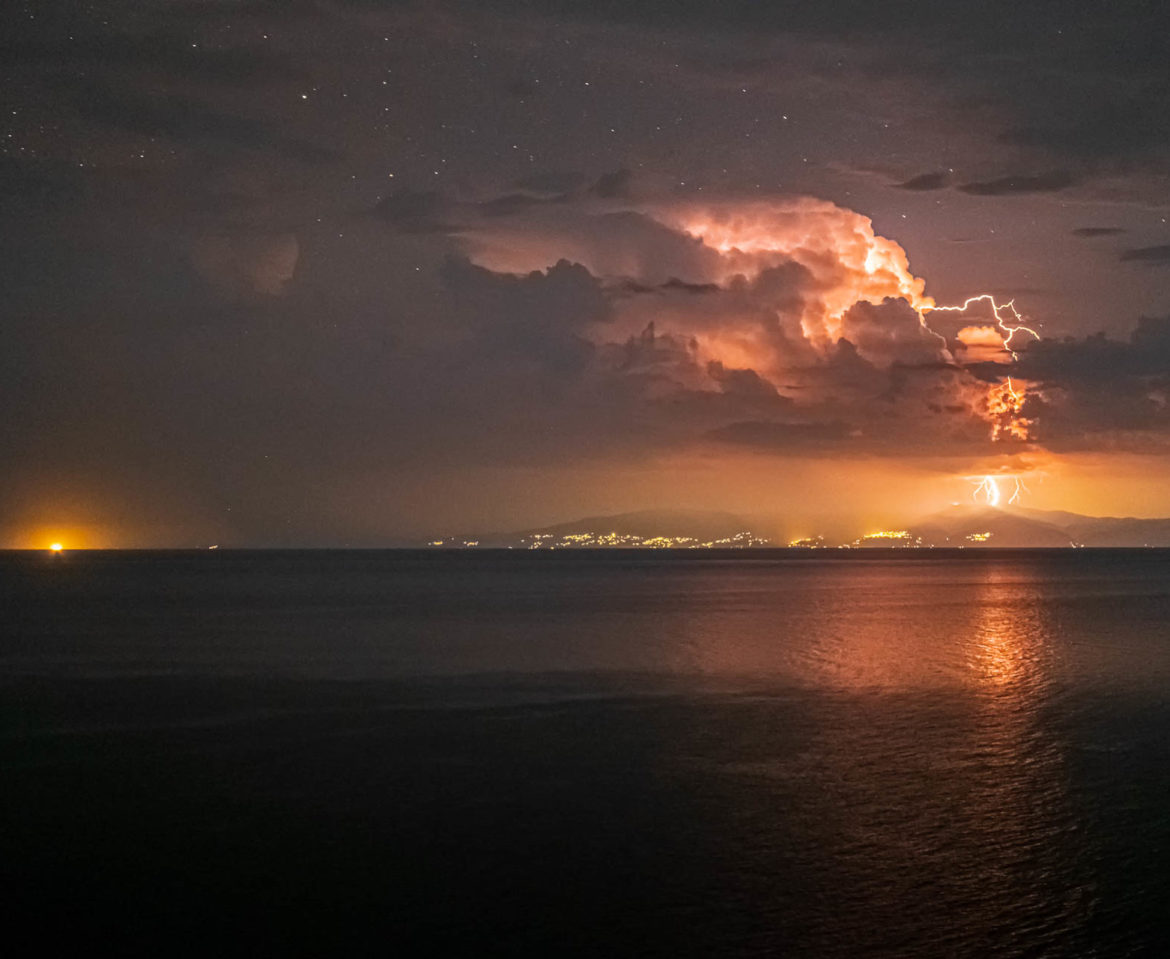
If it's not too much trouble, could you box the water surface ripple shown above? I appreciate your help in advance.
[3,550,1169,955]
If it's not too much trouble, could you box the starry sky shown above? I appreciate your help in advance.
[4,0,1170,546]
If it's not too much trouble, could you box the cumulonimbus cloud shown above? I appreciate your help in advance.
[376,185,1061,461]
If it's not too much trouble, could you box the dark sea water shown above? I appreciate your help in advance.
[4,549,1170,956]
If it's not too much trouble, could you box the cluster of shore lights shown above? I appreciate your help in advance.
[49,542,64,552]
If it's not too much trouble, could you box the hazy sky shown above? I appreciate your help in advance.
[5,0,1170,546]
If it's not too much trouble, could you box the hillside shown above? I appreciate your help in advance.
[433,509,770,548]
[908,505,1075,548]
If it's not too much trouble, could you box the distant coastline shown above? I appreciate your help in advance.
[425,505,1170,550]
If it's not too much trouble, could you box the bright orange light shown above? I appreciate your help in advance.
[956,325,1004,348]
[971,473,1029,507]
[973,475,1002,507]
[671,201,931,345]
[12,524,100,550]
[986,376,1032,441]
[669,204,1039,378]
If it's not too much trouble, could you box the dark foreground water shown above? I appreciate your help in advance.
[4,549,1170,956]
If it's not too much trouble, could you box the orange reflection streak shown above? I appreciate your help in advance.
[978,629,1020,686]
[969,574,1044,689]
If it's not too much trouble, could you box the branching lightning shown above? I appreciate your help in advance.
[972,475,1002,507]
[971,474,1029,507]
[918,294,1040,443]
[677,207,1040,446]
[923,294,1040,360]
[955,306,1038,508]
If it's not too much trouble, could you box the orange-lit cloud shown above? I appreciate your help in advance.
[662,199,934,347]
[986,378,1032,441]
[436,190,1029,453]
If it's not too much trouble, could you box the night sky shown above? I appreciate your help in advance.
[5,0,1170,546]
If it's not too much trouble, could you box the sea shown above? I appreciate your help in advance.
[4,549,1170,956]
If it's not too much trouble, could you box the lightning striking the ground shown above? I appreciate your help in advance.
[971,474,1030,507]
[973,475,1002,507]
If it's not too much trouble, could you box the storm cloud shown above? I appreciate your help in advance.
[4,0,1170,543]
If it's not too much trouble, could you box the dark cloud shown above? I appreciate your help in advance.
[190,232,300,299]
[613,278,721,297]
[166,1,320,24]
[513,171,587,195]
[997,93,1170,162]
[420,0,1151,44]
[373,191,461,233]
[0,33,303,86]
[840,298,948,368]
[591,169,634,199]
[661,278,721,295]
[5,0,1170,542]
[1013,316,1170,383]
[63,82,334,162]
[896,171,951,191]
[440,255,606,371]
[0,156,87,211]
[978,316,1170,450]
[958,171,1076,196]
[480,193,550,218]
[1121,244,1170,265]
[481,209,720,286]
[373,172,638,237]
[430,0,1170,172]
[706,361,781,401]
[607,321,697,374]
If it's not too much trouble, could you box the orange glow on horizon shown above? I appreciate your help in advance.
[10,525,103,551]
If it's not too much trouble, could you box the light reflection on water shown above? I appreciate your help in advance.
[649,562,1116,955]
[4,550,1170,955]
[959,575,1094,953]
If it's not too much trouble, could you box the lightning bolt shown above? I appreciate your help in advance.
[971,473,1029,507]
[1008,475,1030,504]
[923,294,1040,360]
[919,295,1039,442]
[973,475,1001,507]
